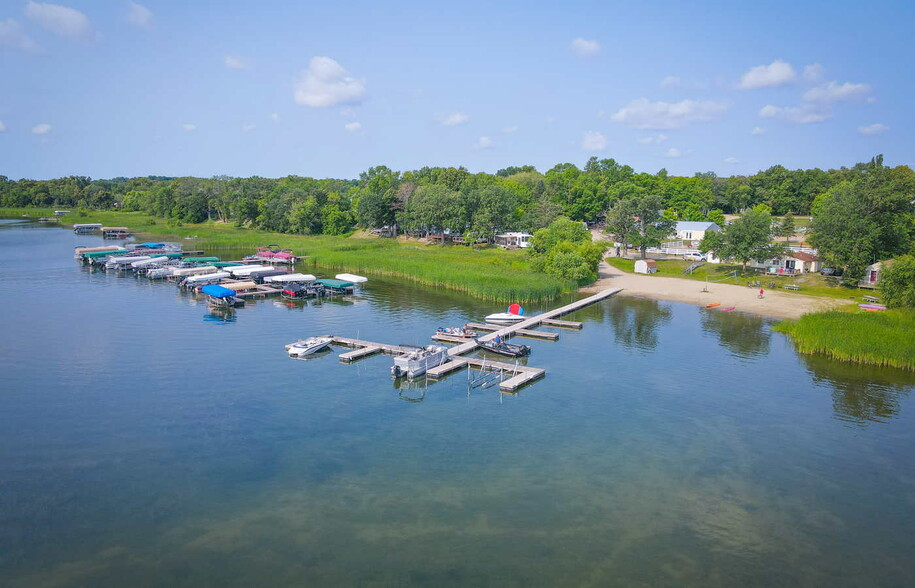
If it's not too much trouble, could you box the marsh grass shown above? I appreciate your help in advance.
[776,310,915,371]
[2,209,572,302]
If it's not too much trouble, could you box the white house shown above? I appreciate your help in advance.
[634,259,658,274]
[494,232,533,249]
[748,251,821,275]
[673,221,721,242]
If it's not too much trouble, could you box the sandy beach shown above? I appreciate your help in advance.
[581,260,850,320]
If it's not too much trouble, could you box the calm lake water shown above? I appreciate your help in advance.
[2,220,915,587]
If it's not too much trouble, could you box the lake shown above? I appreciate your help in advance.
[2,220,915,587]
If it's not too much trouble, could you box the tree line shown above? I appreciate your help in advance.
[2,157,904,237]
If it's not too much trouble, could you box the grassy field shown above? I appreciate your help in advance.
[606,255,864,302]
[2,208,573,302]
[776,309,915,371]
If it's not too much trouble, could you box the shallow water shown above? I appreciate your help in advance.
[2,220,915,587]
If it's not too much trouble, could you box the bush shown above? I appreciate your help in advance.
[880,255,915,308]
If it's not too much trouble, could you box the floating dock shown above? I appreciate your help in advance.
[317,287,621,391]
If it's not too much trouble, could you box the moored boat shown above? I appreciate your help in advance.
[335,273,368,283]
[476,338,531,357]
[285,336,334,358]
[436,326,478,338]
[390,345,450,379]
[485,303,526,324]
[200,284,245,308]
[281,282,327,299]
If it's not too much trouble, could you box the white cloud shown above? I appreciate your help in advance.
[501,125,518,134]
[636,133,668,145]
[570,37,600,57]
[610,98,728,130]
[0,18,38,51]
[126,2,152,28]
[25,2,95,42]
[344,121,362,132]
[660,76,681,88]
[182,123,196,131]
[802,81,871,104]
[858,123,888,136]
[738,59,796,89]
[0,120,6,132]
[750,126,766,135]
[32,123,51,134]
[440,112,470,126]
[270,112,280,121]
[475,136,493,149]
[581,131,608,152]
[724,157,739,164]
[803,63,824,83]
[242,123,256,132]
[758,104,830,124]
[225,54,251,70]
[293,56,365,108]
[664,148,683,158]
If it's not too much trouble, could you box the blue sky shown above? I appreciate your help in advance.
[0,0,911,180]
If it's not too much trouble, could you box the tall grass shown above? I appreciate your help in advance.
[2,208,572,302]
[776,310,915,371]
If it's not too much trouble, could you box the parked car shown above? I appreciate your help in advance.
[684,253,707,262]
[820,267,844,276]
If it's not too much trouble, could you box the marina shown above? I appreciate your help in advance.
[295,288,621,391]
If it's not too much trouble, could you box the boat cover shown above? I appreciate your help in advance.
[201,284,237,298]
[317,279,355,288]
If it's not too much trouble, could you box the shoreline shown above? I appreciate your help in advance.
[580,260,850,320]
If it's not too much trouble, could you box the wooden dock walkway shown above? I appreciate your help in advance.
[448,288,621,357]
[425,356,545,391]
[304,287,621,392]
[463,322,559,341]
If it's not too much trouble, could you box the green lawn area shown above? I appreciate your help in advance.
[3,208,575,302]
[606,255,867,303]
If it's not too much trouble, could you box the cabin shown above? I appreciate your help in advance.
[749,251,821,275]
[673,221,720,242]
[859,260,893,289]
[634,259,658,274]
[494,232,533,249]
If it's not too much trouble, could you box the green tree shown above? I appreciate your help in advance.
[810,159,915,283]
[706,209,726,227]
[778,212,796,244]
[879,256,915,308]
[605,197,639,257]
[718,205,783,271]
[627,194,676,259]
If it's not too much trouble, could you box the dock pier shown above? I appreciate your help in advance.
[316,287,621,392]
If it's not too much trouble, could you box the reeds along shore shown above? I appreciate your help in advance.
[4,209,575,303]
[776,310,915,371]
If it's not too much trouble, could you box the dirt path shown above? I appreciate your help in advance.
[580,260,849,320]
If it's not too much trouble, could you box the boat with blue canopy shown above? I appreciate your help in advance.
[200,284,245,308]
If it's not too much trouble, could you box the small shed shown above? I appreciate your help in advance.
[634,259,658,274]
